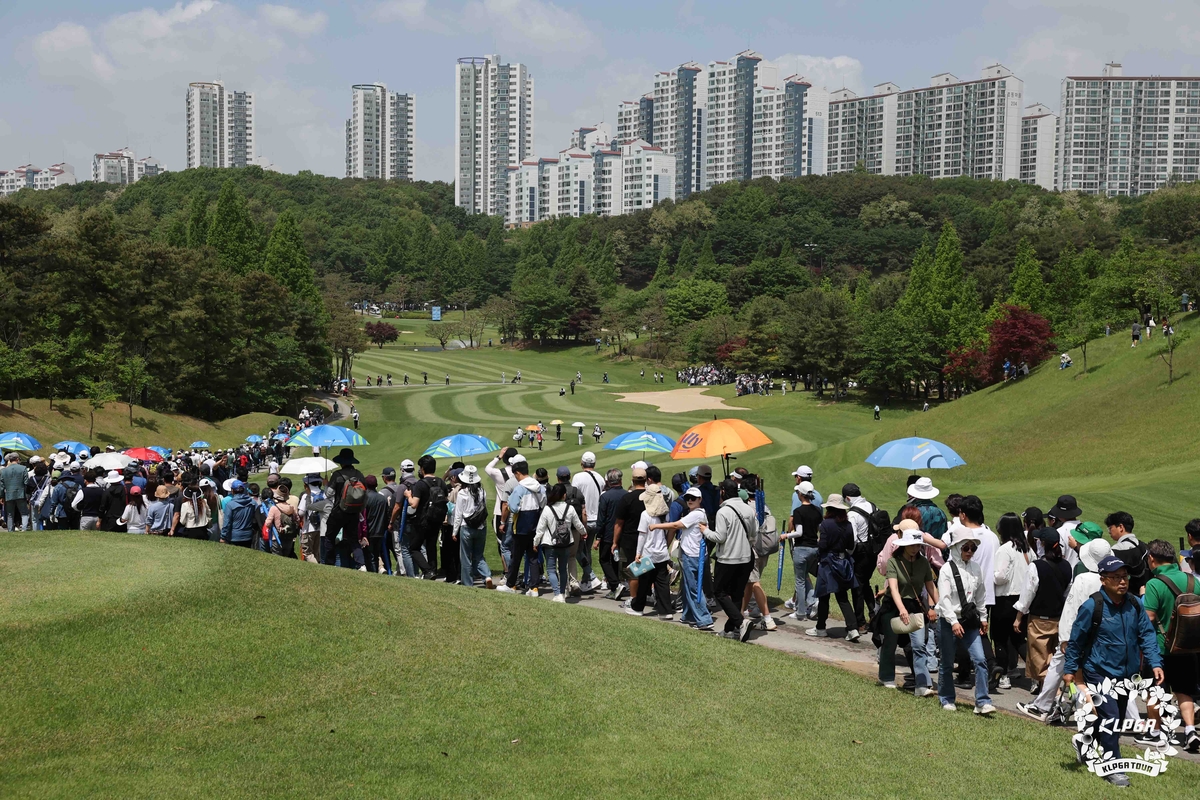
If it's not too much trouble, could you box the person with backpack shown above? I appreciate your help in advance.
[807,494,861,643]
[935,529,994,714]
[265,484,300,558]
[99,471,128,532]
[325,448,367,569]
[1106,511,1151,594]
[1143,539,1200,752]
[1017,538,1111,723]
[843,483,884,633]
[706,479,758,642]
[297,474,325,564]
[903,477,948,540]
[740,474,780,632]
[220,481,257,547]
[497,456,544,595]
[595,469,627,599]
[533,483,586,603]
[440,466,464,583]
[404,455,447,580]
[1064,556,1164,788]
[451,465,493,588]
[1014,529,1073,696]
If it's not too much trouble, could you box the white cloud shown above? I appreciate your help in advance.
[258,4,329,36]
[32,22,115,82]
[25,1,338,176]
[462,0,600,59]
[771,53,864,94]
[374,0,428,24]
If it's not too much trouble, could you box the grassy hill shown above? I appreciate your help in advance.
[4,533,1193,799]
[0,398,288,454]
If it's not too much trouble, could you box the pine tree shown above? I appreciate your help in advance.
[675,237,696,276]
[651,243,675,287]
[694,233,725,282]
[262,210,319,303]
[206,180,260,273]
[1008,237,1049,315]
[185,190,209,248]
[1048,244,1086,328]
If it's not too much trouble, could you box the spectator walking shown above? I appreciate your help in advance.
[991,512,1031,689]
[706,479,757,641]
[1014,528,1073,695]
[807,494,861,642]
[1143,540,1199,752]
[936,529,994,714]
[878,521,940,695]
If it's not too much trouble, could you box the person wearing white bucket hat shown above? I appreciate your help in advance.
[878,520,940,693]
[935,529,994,714]
[451,465,493,588]
[903,476,949,540]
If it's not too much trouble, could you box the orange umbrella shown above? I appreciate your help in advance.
[670,419,772,460]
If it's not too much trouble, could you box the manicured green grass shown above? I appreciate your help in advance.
[3,534,1193,799]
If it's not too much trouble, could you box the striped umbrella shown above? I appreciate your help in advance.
[284,425,368,448]
[422,434,500,458]
[0,432,42,451]
[603,430,676,454]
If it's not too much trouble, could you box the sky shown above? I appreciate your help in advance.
[4,0,1200,183]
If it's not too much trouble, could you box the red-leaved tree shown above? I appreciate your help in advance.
[942,343,986,397]
[980,304,1054,383]
[364,321,399,350]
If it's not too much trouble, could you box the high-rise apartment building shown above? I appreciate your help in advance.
[827,84,900,174]
[92,148,164,184]
[186,81,255,169]
[568,123,612,152]
[707,51,775,186]
[653,63,706,198]
[346,83,415,181]
[455,55,534,216]
[0,163,76,196]
[804,89,830,175]
[1020,104,1059,190]
[616,95,655,144]
[751,76,811,180]
[828,65,1023,181]
[1058,63,1200,196]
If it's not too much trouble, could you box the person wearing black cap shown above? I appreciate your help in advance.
[1064,555,1163,787]
[1047,494,1082,571]
[405,455,447,580]
[1014,528,1072,695]
[1106,511,1150,594]
[842,483,878,633]
[325,448,366,569]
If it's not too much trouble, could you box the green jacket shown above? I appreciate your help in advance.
[1143,562,1194,655]
[1,463,27,502]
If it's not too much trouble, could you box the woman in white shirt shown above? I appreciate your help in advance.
[628,485,673,619]
[935,530,994,715]
[451,465,493,589]
[118,486,149,534]
[991,512,1031,690]
[533,483,584,602]
[650,488,713,630]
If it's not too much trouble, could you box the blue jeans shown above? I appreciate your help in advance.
[791,545,818,615]
[680,552,713,627]
[459,525,491,587]
[1083,670,1124,762]
[398,526,416,576]
[938,620,991,707]
[542,545,569,595]
[879,605,931,688]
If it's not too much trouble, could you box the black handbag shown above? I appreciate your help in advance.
[949,561,982,630]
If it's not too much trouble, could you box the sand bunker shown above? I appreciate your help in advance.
[614,387,746,414]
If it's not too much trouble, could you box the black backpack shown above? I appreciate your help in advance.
[851,504,892,555]
[418,477,449,528]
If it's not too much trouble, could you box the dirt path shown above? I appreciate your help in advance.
[613,387,747,414]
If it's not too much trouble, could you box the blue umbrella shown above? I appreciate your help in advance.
[271,432,290,440]
[190,441,211,449]
[865,437,966,471]
[285,425,368,448]
[422,434,500,458]
[245,434,264,443]
[603,430,676,454]
[148,446,172,459]
[0,432,42,451]
[53,440,92,458]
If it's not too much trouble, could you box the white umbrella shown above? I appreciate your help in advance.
[83,452,132,471]
[279,456,338,475]
[570,421,586,428]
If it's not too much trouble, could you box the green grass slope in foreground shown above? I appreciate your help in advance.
[0,399,290,453]
[2,536,1194,799]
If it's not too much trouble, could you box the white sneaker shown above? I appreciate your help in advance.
[358,566,368,572]
[614,584,629,600]
[786,612,801,620]
[525,589,538,597]
[762,615,777,631]
[942,703,956,712]
[878,681,897,689]
[1029,681,1040,695]
[378,565,387,574]
[784,598,796,610]
[552,594,566,603]
[658,613,674,620]
[495,585,514,593]
[914,687,934,698]
[846,629,861,642]
[805,627,828,638]
[998,676,1011,690]
[585,577,604,592]
[625,606,643,616]
[975,704,996,716]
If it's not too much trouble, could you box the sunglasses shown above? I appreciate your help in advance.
[960,544,978,553]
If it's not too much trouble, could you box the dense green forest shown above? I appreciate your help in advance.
[4,166,1199,414]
